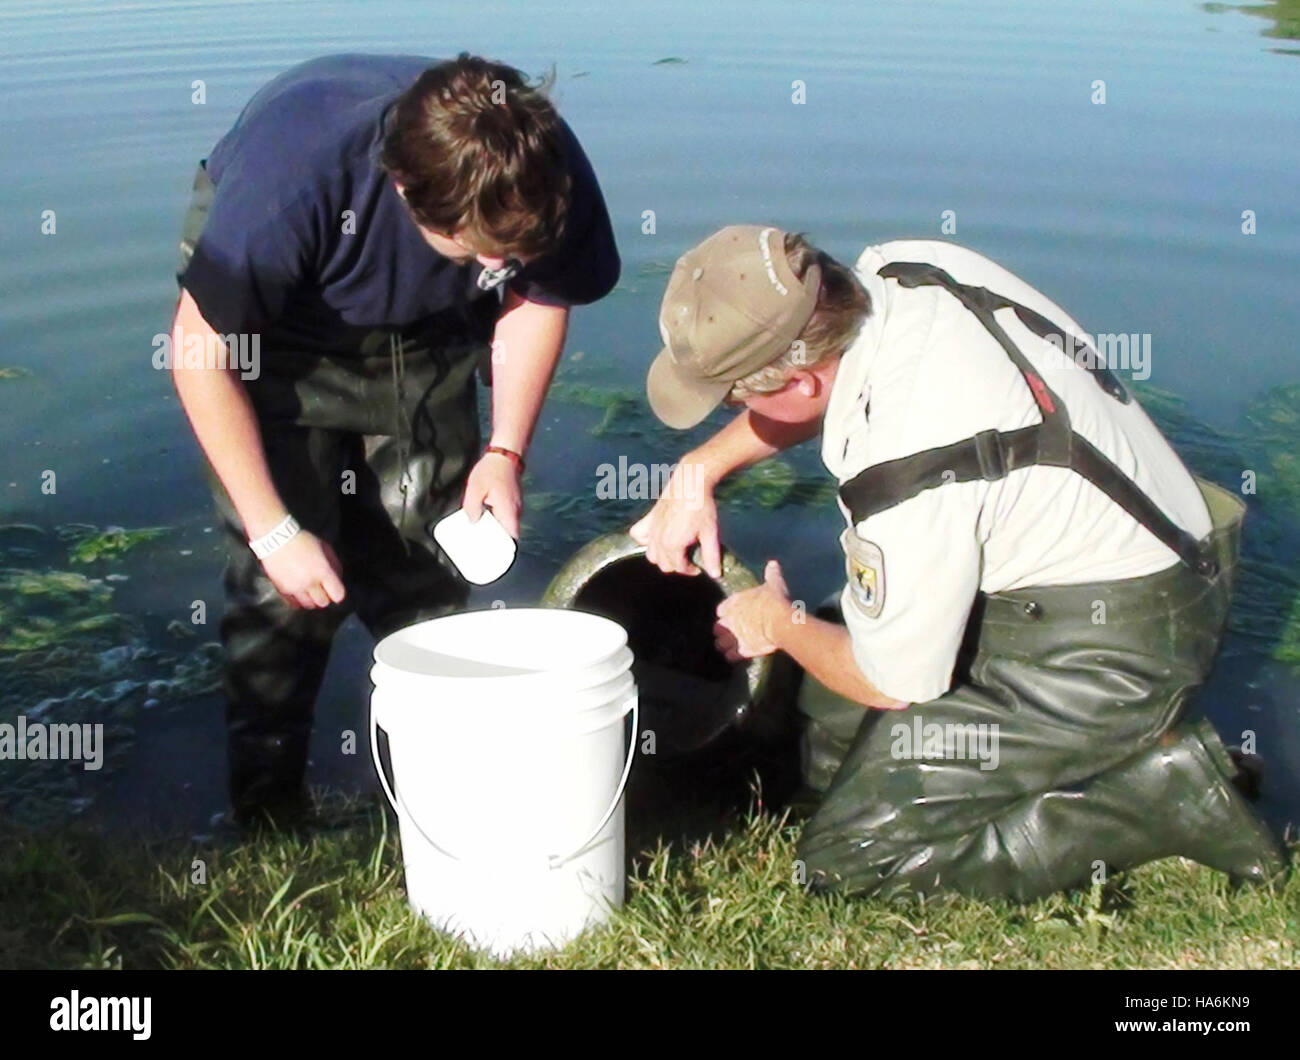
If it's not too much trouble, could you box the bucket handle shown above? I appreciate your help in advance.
[370,694,639,871]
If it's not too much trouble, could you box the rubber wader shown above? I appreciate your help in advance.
[795,262,1288,901]
[176,162,495,824]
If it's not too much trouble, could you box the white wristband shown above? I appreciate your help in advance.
[249,514,301,559]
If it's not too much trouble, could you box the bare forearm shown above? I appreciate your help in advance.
[488,290,568,454]
[688,410,820,488]
[773,612,907,711]
[169,290,287,539]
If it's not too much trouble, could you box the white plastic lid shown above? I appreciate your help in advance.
[432,507,517,585]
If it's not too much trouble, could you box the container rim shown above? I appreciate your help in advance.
[372,607,630,684]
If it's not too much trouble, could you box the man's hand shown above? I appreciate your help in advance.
[463,451,522,539]
[262,530,346,610]
[629,461,722,577]
[714,559,792,661]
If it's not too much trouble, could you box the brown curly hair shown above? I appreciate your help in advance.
[380,53,571,260]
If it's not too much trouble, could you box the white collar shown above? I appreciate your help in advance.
[820,250,888,479]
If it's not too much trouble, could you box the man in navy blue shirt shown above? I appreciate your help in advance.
[170,53,619,827]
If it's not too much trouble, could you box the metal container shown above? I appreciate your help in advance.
[541,530,773,756]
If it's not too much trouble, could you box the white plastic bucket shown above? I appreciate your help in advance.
[370,607,638,957]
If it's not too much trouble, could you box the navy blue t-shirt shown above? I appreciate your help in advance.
[181,54,620,353]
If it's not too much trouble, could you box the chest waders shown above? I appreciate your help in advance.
[795,262,1287,901]
[177,162,494,824]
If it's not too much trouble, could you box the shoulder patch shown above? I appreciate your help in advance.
[840,528,885,619]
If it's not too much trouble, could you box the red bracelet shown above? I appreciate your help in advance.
[485,444,526,474]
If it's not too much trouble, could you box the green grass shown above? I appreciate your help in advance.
[2,792,1295,969]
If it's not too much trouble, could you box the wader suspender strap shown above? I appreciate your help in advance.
[838,261,1218,577]
[389,332,413,558]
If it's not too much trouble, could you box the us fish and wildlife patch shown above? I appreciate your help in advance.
[840,527,885,619]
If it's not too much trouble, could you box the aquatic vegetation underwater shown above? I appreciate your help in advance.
[58,524,170,566]
[1133,382,1300,666]
[1204,1,1300,48]
[0,525,222,825]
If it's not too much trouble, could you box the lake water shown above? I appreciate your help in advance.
[1,0,1297,838]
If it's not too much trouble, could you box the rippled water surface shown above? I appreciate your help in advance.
[1,0,1297,832]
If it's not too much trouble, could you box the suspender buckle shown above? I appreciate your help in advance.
[973,429,1007,481]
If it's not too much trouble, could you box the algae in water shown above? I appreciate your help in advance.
[715,458,840,510]
[57,524,170,565]
[1242,383,1300,516]
[1137,382,1300,669]
[546,379,649,437]
[0,528,223,825]
[1203,1,1300,43]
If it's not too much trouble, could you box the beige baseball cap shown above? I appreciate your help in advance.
[647,225,821,429]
